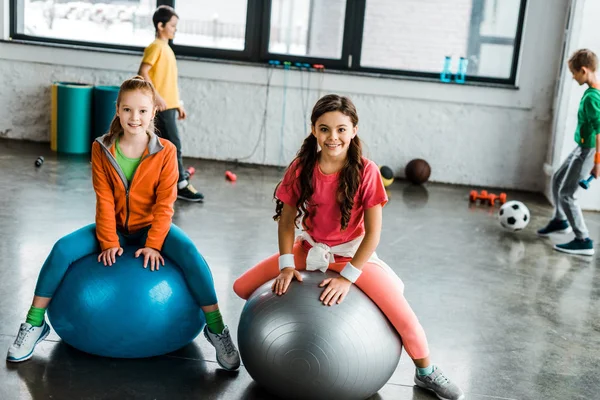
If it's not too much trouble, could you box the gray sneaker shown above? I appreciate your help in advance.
[414,366,465,400]
[203,326,240,371]
[6,321,50,362]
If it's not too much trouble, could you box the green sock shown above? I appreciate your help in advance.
[205,310,225,334]
[26,306,46,327]
[417,365,435,376]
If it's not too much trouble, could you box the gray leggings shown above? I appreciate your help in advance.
[552,146,595,239]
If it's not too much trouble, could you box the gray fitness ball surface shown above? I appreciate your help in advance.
[238,270,403,400]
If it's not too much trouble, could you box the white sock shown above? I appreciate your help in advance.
[178,180,189,190]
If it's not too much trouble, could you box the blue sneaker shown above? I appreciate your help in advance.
[554,238,594,256]
[537,219,572,237]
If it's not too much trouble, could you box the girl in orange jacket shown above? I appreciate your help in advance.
[6,77,240,370]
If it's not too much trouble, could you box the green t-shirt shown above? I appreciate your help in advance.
[116,139,142,182]
[574,87,600,148]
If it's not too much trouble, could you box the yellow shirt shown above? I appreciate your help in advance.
[141,39,180,110]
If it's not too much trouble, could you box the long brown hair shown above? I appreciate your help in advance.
[102,76,157,146]
[273,94,363,230]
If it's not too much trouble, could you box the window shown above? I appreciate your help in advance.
[172,0,248,51]
[11,0,255,55]
[267,0,346,59]
[359,0,526,81]
[9,0,528,86]
[16,0,155,47]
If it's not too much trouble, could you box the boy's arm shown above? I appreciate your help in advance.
[137,62,152,81]
[138,62,168,111]
[586,96,600,177]
[592,134,600,178]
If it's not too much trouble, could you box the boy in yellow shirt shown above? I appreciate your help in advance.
[138,5,203,202]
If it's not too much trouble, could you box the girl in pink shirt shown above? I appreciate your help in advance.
[234,94,464,400]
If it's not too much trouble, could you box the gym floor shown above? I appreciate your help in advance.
[1,138,599,400]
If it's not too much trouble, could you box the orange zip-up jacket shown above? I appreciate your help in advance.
[91,132,178,251]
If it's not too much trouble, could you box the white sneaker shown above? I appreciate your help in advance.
[203,325,240,371]
[6,321,50,362]
[414,366,465,400]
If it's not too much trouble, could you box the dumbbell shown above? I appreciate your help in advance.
[183,166,195,181]
[469,190,488,203]
[579,175,594,190]
[469,190,506,206]
[487,193,507,206]
[225,170,237,182]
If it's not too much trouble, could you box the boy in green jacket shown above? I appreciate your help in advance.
[538,49,600,256]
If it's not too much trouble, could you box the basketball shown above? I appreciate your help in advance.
[405,159,431,185]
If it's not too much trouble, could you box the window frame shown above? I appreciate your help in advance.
[8,0,528,87]
[8,0,266,60]
[337,0,528,85]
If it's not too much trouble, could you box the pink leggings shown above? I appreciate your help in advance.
[233,242,430,360]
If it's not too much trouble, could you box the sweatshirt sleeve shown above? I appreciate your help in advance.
[584,94,600,134]
[91,142,120,250]
[145,143,178,251]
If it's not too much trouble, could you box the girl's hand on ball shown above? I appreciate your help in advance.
[272,267,303,295]
[98,247,123,266]
[135,247,165,271]
[319,277,351,306]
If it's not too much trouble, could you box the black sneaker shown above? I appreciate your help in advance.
[554,238,595,256]
[537,219,572,237]
[177,184,204,202]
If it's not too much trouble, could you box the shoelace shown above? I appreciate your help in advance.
[216,331,236,355]
[432,370,450,386]
[14,325,32,347]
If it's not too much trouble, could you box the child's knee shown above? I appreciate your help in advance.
[558,188,575,202]
[233,278,249,299]
[51,236,73,259]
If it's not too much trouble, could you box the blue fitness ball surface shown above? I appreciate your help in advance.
[47,246,205,358]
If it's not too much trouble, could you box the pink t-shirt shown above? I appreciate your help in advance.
[276,157,388,247]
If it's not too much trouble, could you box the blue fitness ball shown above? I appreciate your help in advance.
[47,246,205,358]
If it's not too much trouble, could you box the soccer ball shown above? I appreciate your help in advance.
[498,200,530,231]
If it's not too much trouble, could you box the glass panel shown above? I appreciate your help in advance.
[172,0,248,50]
[19,0,249,51]
[478,43,514,78]
[479,0,521,38]
[268,0,346,59]
[360,0,523,79]
[21,0,156,47]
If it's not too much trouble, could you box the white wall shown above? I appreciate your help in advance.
[547,0,600,210]
[0,0,569,192]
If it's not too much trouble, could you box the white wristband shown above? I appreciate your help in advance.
[278,254,295,271]
[340,262,362,283]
